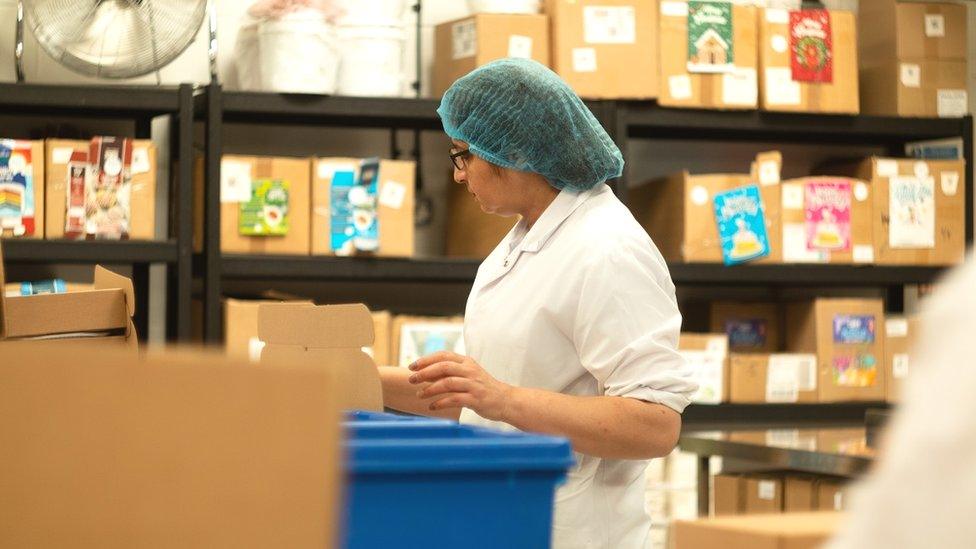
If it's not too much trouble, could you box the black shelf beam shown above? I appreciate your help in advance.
[682,402,887,429]
[221,92,445,129]
[0,83,183,119]
[668,263,948,287]
[1,240,179,264]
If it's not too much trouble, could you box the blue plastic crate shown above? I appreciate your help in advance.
[342,410,574,549]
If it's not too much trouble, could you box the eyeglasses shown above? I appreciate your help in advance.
[450,147,470,170]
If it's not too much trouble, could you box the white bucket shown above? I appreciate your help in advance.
[258,9,340,94]
[336,0,407,24]
[336,23,406,97]
[467,0,541,14]
[233,19,261,90]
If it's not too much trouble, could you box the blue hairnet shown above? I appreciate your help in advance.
[437,58,623,192]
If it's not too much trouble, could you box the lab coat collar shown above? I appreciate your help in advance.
[518,184,604,254]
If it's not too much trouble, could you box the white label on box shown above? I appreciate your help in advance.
[681,350,726,405]
[690,184,709,205]
[220,160,253,203]
[784,223,829,263]
[247,337,265,363]
[766,8,789,24]
[886,318,909,338]
[893,354,910,379]
[379,180,407,210]
[782,183,803,209]
[669,75,693,100]
[452,20,477,60]
[853,244,875,264]
[132,147,150,175]
[766,429,800,448]
[507,35,533,59]
[759,161,780,186]
[705,337,728,357]
[317,161,357,181]
[941,171,960,196]
[766,357,800,403]
[583,6,636,44]
[877,159,899,178]
[772,353,818,392]
[900,63,921,88]
[758,480,777,501]
[771,34,788,53]
[661,1,688,17]
[937,89,968,118]
[853,182,869,202]
[925,14,946,37]
[572,47,598,73]
[52,147,74,165]
[834,492,844,511]
[765,68,801,106]
[889,176,936,249]
[913,161,930,179]
[722,68,758,106]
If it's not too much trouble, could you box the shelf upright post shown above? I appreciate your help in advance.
[204,82,223,343]
[964,115,974,247]
[171,83,195,341]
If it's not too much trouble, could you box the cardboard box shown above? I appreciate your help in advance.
[391,315,465,368]
[211,155,311,255]
[860,0,967,62]
[729,353,818,404]
[659,2,758,109]
[545,0,658,99]
[0,139,44,239]
[224,298,314,362]
[672,512,843,549]
[445,174,517,258]
[258,302,384,411]
[370,310,393,367]
[860,59,968,118]
[745,475,783,514]
[785,298,886,402]
[433,14,550,97]
[839,158,966,266]
[631,153,781,263]
[710,301,781,352]
[784,477,817,513]
[884,315,919,403]
[679,333,729,404]
[0,241,137,346]
[45,139,157,240]
[0,344,341,548]
[713,473,744,516]
[312,158,415,258]
[779,177,874,265]
[816,480,848,512]
[759,9,859,114]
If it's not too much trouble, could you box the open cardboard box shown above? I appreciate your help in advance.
[258,302,383,411]
[0,241,136,347]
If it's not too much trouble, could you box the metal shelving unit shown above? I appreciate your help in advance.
[0,82,196,341]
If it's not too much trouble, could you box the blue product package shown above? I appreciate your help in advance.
[20,279,67,296]
[329,160,379,256]
[725,319,767,349]
[330,170,357,254]
[833,315,876,344]
[713,185,770,265]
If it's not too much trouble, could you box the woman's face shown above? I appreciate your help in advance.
[451,139,522,217]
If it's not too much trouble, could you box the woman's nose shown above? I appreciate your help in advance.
[453,167,465,184]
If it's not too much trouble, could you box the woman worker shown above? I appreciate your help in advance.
[379,58,697,549]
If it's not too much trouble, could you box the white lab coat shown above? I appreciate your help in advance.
[825,254,976,549]
[459,183,698,549]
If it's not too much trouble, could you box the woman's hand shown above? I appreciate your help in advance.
[408,351,514,421]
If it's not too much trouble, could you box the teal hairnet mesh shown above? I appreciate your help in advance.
[437,58,624,192]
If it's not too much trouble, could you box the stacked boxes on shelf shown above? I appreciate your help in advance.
[712,472,850,515]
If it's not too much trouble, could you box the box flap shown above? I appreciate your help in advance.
[261,345,383,411]
[258,303,373,348]
[3,290,130,339]
[94,265,136,318]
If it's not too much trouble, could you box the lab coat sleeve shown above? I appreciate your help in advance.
[572,241,698,413]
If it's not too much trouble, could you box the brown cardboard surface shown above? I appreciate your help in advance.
[659,3,757,109]
[679,332,730,403]
[860,0,967,64]
[842,158,966,265]
[392,314,466,367]
[816,480,848,512]
[258,303,383,411]
[0,140,44,239]
[445,174,517,258]
[433,14,550,97]
[713,473,744,516]
[45,139,156,240]
[546,0,658,99]
[884,315,920,403]
[729,353,818,404]
[785,477,817,513]
[860,59,967,117]
[785,298,886,402]
[710,302,781,352]
[673,512,842,549]
[218,155,311,255]
[759,9,859,114]
[0,344,341,548]
[779,177,874,265]
[224,298,314,362]
[312,158,415,258]
[370,310,393,367]
[744,475,783,514]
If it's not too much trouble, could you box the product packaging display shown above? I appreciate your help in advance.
[709,301,781,353]
[678,333,729,404]
[858,0,968,117]
[759,8,859,114]
[729,353,818,404]
[85,137,133,239]
[659,1,758,109]
[884,315,919,403]
[779,176,873,264]
[391,315,465,368]
[545,0,659,99]
[45,138,156,241]
[0,139,44,239]
[313,157,415,258]
[18,278,67,296]
[712,185,770,265]
[433,13,550,97]
[786,298,886,402]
